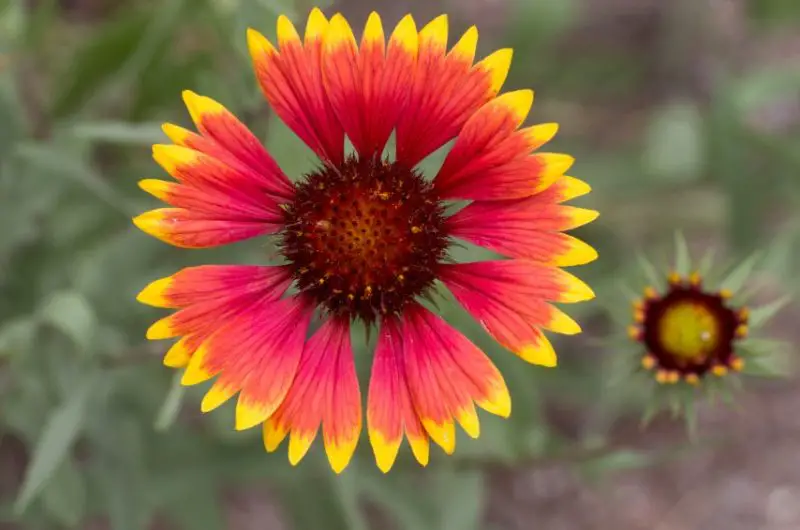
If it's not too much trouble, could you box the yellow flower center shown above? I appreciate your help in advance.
[658,301,720,361]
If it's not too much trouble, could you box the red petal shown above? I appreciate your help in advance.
[263,318,362,473]
[182,297,314,428]
[367,317,429,472]
[434,90,541,199]
[323,13,418,158]
[177,92,293,200]
[248,13,344,165]
[400,304,511,454]
[447,196,599,254]
[395,19,508,167]
[133,208,279,249]
[137,265,291,308]
[439,261,593,363]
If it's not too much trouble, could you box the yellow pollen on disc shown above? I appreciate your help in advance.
[657,301,720,362]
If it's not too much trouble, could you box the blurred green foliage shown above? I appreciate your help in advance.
[1,0,799,528]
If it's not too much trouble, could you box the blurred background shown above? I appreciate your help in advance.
[1,0,800,528]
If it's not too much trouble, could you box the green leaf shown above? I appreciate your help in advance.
[748,296,791,328]
[0,0,27,45]
[744,348,793,377]
[40,459,86,527]
[738,338,787,357]
[720,252,762,293]
[361,474,431,530]
[582,449,654,479]
[0,317,36,356]
[644,101,704,183]
[0,78,25,159]
[164,486,225,530]
[697,246,717,278]
[154,373,185,431]
[510,0,579,43]
[38,290,97,354]
[14,142,133,215]
[68,121,165,145]
[436,470,484,530]
[264,115,317,179]
[14,375,96,515]
[732,67,800,115]
[50,10,151,118]
[277,458,368,530]
[88,411,150,530]
[673,231,691,276]
[636,252,663,289]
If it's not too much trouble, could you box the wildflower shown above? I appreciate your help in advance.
[134,9,597,473]
[624,235,789,424]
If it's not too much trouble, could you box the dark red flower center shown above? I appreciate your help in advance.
[637,281,745,378]
[280,155,449,323]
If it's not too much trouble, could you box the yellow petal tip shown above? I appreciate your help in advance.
[370,433,401,474]
[558,175,592,202]
[288,433,314,466]
[519,341,558,368]
[263,421,288,453]
[163,338,191,368]
[161,123,191,145]
[145,317,174,340]
[559,273,596,303]
[479,48,513,94]
[457,409,481,439]
[235,401,268,431]
[479,386,512,418]
[136,277,172,307]
[276,14,301,46]
[547,308,582,335]
[138,179,171,201]
[569,207,600,229]
[201,384,236,413]
[555,237,598,266]
[305,7,328,43]
[389,15,418,54]
[421,419,455,455]
[246,28,276,58]
[496,89,534,125]
[326,440,357,474]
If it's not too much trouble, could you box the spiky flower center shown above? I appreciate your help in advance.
[280,155,448,323]
[658,301,720,361]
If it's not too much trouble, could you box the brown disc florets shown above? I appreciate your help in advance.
[629,273,749,384]
[280,155,449,324]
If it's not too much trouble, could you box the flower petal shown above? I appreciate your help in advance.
[322,321,362,473]
[248,9,344,164]
[395,17,510,167]
[137,265,291,308]
[439,261,593,364]
[144,267,292,342]
[263,318,362,473]
[401,305,511,455]
[181,296,314,432]
[323,13,418,158]
[432,93,570,200]
[446,194,598,261]
[178,91,293,200]
[133,208,278,248]
[433,90,535,199]
[138,179,280,223]
[367,317,430,472]
[449,215,598,266]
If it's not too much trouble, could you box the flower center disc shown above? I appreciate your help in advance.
[657,301,720,361]
[281,156,448,323]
